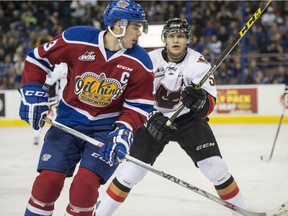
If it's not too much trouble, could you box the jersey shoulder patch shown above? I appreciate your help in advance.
[187,48,209,64]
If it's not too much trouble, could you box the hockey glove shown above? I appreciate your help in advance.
[181,84,207,112]
[284,86,288,105]
[100,123,133,164]
[19,83,49,130]
[145,110,176,142]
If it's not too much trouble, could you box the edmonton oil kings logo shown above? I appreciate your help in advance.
[74,72,126,107]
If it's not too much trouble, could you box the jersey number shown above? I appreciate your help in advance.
[44,40,58,52]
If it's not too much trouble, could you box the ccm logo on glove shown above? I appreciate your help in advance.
[19,83,49,130]
[24,90,49,97]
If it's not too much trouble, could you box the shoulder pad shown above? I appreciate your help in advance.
[63,26,101,45]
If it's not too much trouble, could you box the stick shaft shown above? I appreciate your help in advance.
[267,107,286,161]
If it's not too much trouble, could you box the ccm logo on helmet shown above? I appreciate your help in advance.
[196,142,215,151]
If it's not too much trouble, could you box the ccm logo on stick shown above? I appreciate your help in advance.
[196,142,215,151]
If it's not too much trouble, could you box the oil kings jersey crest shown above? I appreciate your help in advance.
[149,48,217,118]
[75,72,126,107]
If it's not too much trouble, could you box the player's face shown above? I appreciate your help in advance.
[122,22,143,49]
[166,32,188,58]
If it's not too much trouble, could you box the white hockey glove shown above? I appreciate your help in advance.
[99,123,133,164]
[19,83,49,130]
[145,110,176,142]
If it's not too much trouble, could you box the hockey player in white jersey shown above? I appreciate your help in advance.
[96,18,245,216]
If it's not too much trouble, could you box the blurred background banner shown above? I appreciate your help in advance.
[215,87,258,114]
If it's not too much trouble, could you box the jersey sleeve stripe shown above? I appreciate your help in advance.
[26,55,53,74]
[123,101,153,117]
[34,48,54,68]
[125,98,154,106]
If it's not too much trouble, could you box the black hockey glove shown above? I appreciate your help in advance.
[181,84,207,113]
[145,110,176,142]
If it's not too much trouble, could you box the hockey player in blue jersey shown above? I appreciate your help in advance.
[18,0,154,215]
[96,18,246,216]
[33,63,67,145]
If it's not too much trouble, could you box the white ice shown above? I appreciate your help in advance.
[0,123,288,216]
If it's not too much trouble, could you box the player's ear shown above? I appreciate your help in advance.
[113,20,122,34]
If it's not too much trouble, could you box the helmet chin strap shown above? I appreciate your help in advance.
[117,37,125,49]
[107,20,128,49]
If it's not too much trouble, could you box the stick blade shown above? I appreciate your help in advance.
[266,201,288,216]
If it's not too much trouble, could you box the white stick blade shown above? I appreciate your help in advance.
[260,155,271,162]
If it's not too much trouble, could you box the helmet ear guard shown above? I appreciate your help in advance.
[161,18,191,44]
[103,0,148,36]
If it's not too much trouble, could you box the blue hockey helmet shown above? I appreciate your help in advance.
[103,0,148,34]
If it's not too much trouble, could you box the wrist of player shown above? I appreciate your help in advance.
[19,83,49,130]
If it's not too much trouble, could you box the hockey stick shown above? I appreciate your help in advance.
[43,117,288,216]
[261,106,286,162]
[166,0,272,127]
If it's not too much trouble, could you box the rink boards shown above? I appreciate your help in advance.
[0,84,287,126]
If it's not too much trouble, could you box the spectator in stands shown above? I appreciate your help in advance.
[0,47,5,62]
[248,59,260,75]
[243,68,256,84]
[207,34,222,55]
[272,65,288,84]
[216,4,234,27]
[215,61,235,85]
[192,35,206,54]
[0,54,14,89]
[217,25,230,48]
[254,70,270,84]
[12,54,24,89]
[21,9,37,28]
[261,6,276,27]
[145,0,164,24]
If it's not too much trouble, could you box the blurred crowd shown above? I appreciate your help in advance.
[0,0,288,90]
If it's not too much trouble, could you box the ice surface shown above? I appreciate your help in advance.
[0,123,287,216]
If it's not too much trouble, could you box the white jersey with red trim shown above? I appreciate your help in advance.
[22,26,154,130]
[148,48,217,118]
